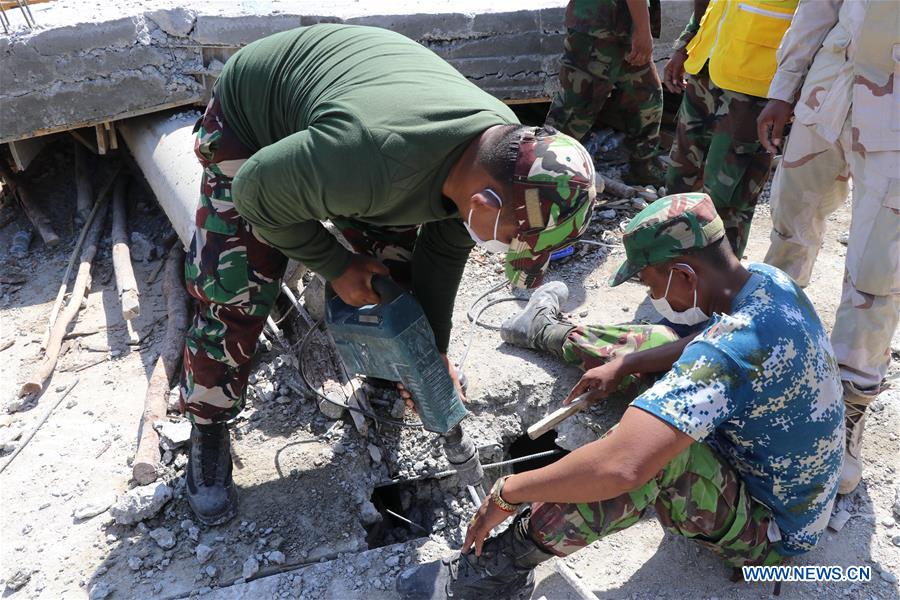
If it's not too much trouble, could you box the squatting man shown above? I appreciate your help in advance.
[178,24,596,526]
[399,194,845,599]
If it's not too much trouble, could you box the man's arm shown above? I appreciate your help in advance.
[767,0,842,103]
[664,0,710,92]
[463,406,694,554]
[463,340,745,555]
[625,0,653,66]
[412,219,474,354]
[504,407,693,504]
[564,331,701,403]
[673,0,710,52]
[758,0,842,153]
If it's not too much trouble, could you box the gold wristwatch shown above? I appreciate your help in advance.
[489,475,520,513]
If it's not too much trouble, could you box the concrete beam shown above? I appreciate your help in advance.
[1,0,692,144]
[117,110,201,246]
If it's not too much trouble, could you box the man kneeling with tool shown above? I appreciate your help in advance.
[398,193,844,598]
[182,24,597,525]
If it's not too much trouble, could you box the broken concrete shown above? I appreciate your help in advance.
[0,0,691,143]
[109,481,173,525]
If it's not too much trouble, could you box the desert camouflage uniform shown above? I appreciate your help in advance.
[181,97,419,424]
[545,0,663,163]
[665,65,772,258]
[763,0,900,391]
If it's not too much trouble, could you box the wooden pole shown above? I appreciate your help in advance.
[111,175,140,321]
[19,193,109,398]
[0,162,59,248]
[132,246,189,484]
[74,141,93,227]
[41,167,121,349]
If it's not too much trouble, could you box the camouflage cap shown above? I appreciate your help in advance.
[504,127,597,289]
[609,193,725,287]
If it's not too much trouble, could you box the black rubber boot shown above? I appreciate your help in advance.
[396,510,555,600]
[624,156,666,188]
[500,282,574,358]
[186,422,238,526]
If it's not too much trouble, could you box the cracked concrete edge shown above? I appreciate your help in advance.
[191,535,597,599]
[0,0,692,144]
[191,538,453,599]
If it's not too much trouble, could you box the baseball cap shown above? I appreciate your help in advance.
[609,192,725,287]
[504,127,597,289]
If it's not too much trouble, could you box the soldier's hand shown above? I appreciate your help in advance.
[757,99,794,154]
[626,29,653,66]
[663,49,688,93]
[331,254,389,306]
[399,353,466,412]
[565,357,627,404]
[462,493,511,557]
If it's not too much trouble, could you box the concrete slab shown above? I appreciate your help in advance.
[0,0,691,143]
[193,537,597,599]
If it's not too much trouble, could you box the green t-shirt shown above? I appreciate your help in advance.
[216,24,517,351]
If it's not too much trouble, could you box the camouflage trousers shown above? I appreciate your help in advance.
[666,66,772,258]
[545,28,662,163]
[560,323,680,396]
[529,441,784,567]
[528,322,783,567]
[181,97,417,423]
[764,116,900,390]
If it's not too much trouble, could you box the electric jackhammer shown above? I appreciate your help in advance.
[325,275,485,502]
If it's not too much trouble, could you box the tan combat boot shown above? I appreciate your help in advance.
[838,381,880,495]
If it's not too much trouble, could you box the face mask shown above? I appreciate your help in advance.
[648,263,710,326]
[464,188,510,254]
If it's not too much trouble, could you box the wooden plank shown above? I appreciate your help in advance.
[95,124,108,155]
[0,98,202,145]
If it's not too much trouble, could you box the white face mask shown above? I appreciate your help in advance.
[464,189,510,254]
[648,263,710,326]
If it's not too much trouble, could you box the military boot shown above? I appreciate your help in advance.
[500,282,575,358]
[839,382,880,495]
[624,157,666,188]
[396,510,555,600]
[186,422,238,525]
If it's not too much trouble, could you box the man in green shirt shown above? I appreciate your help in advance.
[181,24,597,525]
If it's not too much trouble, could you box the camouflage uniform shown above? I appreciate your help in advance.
[525,193,842,563]
[665,65,772,258]
[545,0,663,164]
[763,0,900,391]
[182,99,597,423]
[530,441,783,567]
[529,319,782,567]
[561,323,679,397]
[181,97,419,424]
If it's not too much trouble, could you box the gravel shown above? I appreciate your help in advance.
[243,556,260,579]
[149,527,177,550]
[196,544,214,564]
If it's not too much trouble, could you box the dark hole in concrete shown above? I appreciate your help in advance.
[367,479,444,549]
[364,429,569,550]
[506,430,570,474]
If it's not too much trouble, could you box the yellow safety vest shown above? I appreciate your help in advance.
[684,0,798,97]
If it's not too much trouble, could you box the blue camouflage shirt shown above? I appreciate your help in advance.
[632,263,844,555]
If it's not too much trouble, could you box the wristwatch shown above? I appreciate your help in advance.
[489,475,520,513]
